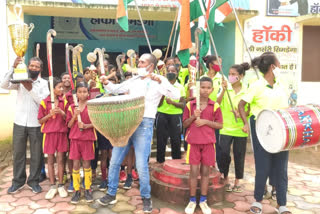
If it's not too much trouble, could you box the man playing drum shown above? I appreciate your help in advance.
[97,53,181,213]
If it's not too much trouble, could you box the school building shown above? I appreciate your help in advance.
[0,0,319,140]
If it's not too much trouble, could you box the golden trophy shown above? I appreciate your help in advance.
[8,4,34,83]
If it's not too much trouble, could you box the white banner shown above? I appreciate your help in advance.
[52,17,157,40]
[243,17,300,104]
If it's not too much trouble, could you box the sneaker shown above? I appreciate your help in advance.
[119,170,127,183]
[142,197,152,213]
[68,181,74,193]
[199,200,212,214]
[97,194,117,206]
[27,184,42,193]
[132,169,139,181]
[123,174,133,190]
[7,184,24,194]
[39,173,47,183]
[84,189,94,203]
[71,191,81,204]
[99,180,108,191]
[57,185,68,198]
[45,185,58,199]
[185,201,197,214]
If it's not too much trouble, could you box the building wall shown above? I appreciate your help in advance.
[0,1,16,140]
[24,15,174,68]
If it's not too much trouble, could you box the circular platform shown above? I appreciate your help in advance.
[150,159,225,205]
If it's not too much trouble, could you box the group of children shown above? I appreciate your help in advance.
[38,55,142,204]
[37,49,287,214]
[38,77,95,203]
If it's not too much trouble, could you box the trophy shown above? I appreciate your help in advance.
[8,4,34,83]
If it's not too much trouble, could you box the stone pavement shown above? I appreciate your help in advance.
[0,153,320,214]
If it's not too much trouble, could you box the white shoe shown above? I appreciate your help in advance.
[58,186,68,198]
[185,201,197,214]
[199,200,212,214]
[45,186,58,199]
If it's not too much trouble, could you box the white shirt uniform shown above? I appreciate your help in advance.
[0,68,50,127]
[104,74,181,119]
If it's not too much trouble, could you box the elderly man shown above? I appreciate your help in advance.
[1,57,49,194]
[97,53,180,213]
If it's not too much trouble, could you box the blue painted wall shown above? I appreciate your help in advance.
[24,15,235,73]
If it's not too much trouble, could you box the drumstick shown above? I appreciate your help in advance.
[46,29,56,119]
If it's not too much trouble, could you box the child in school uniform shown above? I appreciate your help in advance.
[183,77,223,214]
[38,78,69,199]
[66,82,96,204]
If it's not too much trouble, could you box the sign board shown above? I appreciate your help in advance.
[243,17,300,104]
[52,17,157,40]
[267,0,320,16]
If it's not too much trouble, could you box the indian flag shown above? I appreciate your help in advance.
[215,2,232,23]
[116,0,134,32]
[176,0,203,67]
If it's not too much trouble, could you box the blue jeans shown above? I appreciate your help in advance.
[107,118,154,198]
[250,116,288,206]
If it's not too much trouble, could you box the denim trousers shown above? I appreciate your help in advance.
[250,116,289,206]
[107,118,154,198]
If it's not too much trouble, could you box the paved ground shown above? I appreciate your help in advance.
[0,153,320,214]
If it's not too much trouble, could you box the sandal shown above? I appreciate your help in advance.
[232,185,243,193]
[250,202,262,214]
[225,184,232,192]
[276,206,292,214]
[271,190,277,201]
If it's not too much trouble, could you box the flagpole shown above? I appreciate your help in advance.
[164,8,179,61]
[199,3,238,122]
[228,0,259,79]
[133,0,153,54]
[171,5,180,57]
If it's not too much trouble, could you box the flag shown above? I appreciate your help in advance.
[176,0,203,66]
[116,0,134,32]
[215,2,232,23]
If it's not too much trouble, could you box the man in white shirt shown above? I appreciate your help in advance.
[97,53,180,213]
[1,57,49,194]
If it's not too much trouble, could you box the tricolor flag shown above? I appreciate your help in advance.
[176,0,230,66]
[176,0,203,67]
[215,2,232,23]
[116,0,134,32]
[198,0,230,60]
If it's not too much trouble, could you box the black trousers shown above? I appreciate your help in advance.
[215,129,222,172]
[12,124,42,187]
[250,116,288,206]
[219,134,247,179]
[156,112,182,163]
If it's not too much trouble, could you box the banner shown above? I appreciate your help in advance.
[267,0,320,16]
[52,17,157,40]
[243,17,300,104]
[37,0,180,7]
[37,0,250,9]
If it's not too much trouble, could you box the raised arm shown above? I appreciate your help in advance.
[0,57,23,90]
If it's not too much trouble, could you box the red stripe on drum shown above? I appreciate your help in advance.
[289,105,320,149]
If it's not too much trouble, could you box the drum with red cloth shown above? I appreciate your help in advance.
[256,104,320,153]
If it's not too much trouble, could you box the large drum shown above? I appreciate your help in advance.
[87,95,145,147]
[256,104,320,153]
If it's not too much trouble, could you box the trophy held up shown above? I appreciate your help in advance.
[8,4,34,83]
